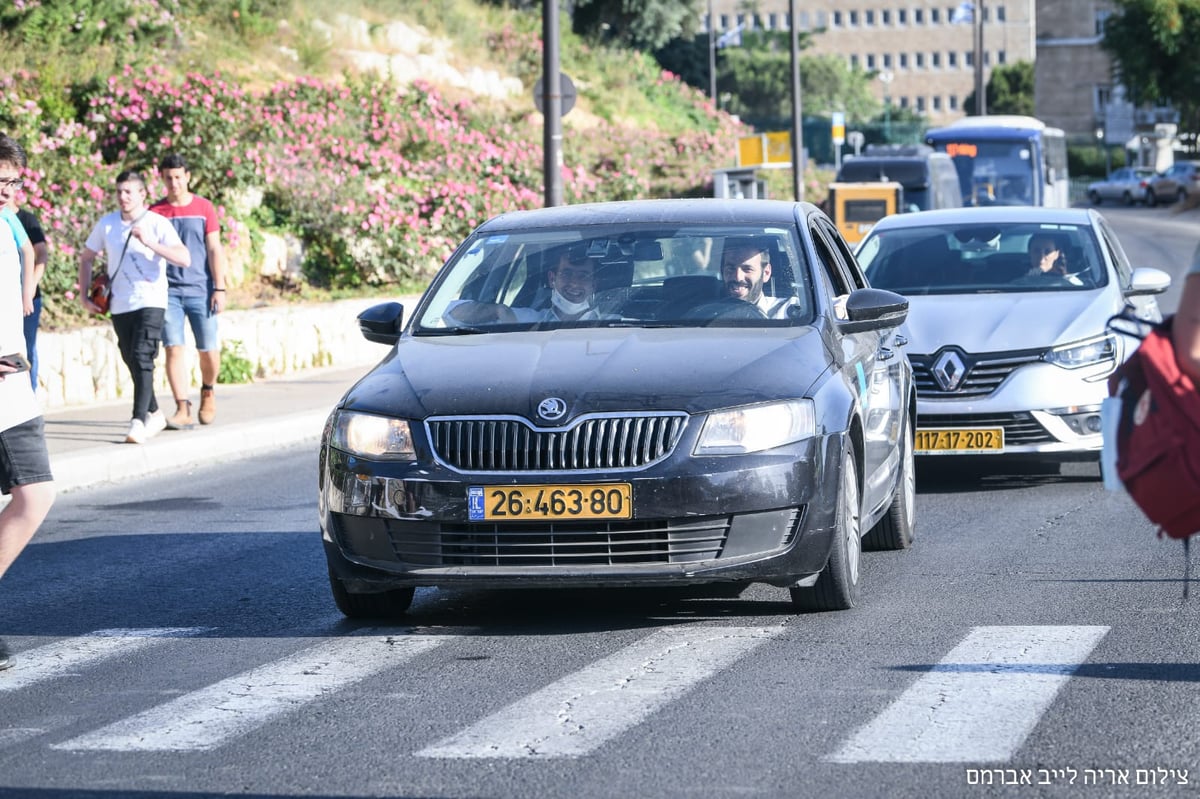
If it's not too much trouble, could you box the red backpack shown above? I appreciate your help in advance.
[1107,315,1200,544]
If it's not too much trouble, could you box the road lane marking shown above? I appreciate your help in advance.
[828,625,1110,763]
[418,625,783,759]
[53,633,447,751]
[0,628,209,694]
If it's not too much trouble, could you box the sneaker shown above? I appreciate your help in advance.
[145,410,167,439]
[0,637,11,671]
[198,387,216,425]
[125,418,147,444]
[166,400,195,430]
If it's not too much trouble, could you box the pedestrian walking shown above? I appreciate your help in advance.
[0,132,55,671]
[151,153,227,428]
[78,170,191,444]
[13,207,47,390]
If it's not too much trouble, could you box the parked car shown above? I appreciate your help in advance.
[1145,160,1200,207]
[1086,166,1157,205]
[319,199,915,617]
[855,206,1170,470]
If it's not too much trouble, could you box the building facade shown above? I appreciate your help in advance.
[703,1,1036,126]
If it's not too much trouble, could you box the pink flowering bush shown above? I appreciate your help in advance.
[6,60,745,329]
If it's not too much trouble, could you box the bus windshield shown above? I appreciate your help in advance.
[937,139,1036,206]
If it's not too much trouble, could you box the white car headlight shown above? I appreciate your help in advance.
[1043,335,1118,370]
[695,400,816,455]
[331,411,416,460]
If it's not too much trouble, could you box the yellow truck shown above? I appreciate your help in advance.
[828,181,904,245]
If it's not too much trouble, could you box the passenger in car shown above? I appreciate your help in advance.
[720,237,799,318]
[445,246,615,324]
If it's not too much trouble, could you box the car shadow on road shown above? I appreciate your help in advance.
[916,458,1102,494]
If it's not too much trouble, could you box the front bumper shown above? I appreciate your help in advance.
[319,434,844,592]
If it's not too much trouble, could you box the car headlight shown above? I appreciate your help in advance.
[695,400,816,455]
[1043,335,1118,370]
[331,411,416,460]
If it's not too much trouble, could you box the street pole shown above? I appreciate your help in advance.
[789,0,803,201]
[542,0,563,207]
[973,0,986,115]
[708,0,717,104]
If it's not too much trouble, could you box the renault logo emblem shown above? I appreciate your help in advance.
[537,397,568,422]
[932,350,967,392]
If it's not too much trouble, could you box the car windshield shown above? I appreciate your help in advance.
[411,223,815,333]
[857,222,1109,295]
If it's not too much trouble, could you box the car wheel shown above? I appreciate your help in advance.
[1146,189,1157,207]
[1122,191,1134,206]
[791,444,861,612]
[1088,190,1101,205]
[328,568,415,619]
[863,421,915,551]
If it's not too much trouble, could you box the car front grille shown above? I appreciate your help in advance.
[427,413,688,472]
[910,350,1043,398]
[918,412,1056,446]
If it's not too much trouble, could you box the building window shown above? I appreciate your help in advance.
[1096,10,1112,36]
[914,8,924,24]
[882,9,891,25]
[965,50,974,66]
[984,50,991,65]
[917,96,927,113]
[850,54,859,68]
[949,95,959,111]
[816,11,827,27]
[916,52,925,68]
[833,10,842,26]
[996,5,1006,22]
[932,51,941,68]
[719,15,729,30]
[933,95,943,111]
[898,9,907,24]
[799,11,809,29]
[849,10,859,26]
[767,13,778,29]
[899,52,909,69]
[899,96,910,109]
[948,51,957,68]
[997,50,1006,64]
[867,54,876,69]
[866,10,875,25]
[883,53,893,68]
[931,8,940,23]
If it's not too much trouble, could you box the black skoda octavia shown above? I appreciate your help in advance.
[319,199,915,616]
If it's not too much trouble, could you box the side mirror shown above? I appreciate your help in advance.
[357,302,405,345]
[838,287,909,333]
[1126,267,1171,297]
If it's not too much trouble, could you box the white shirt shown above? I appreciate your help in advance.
[0,230,39,432]
[84,210,185,314]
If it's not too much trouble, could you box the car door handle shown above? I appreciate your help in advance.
[892,333,908,347]
[878,348,896,361]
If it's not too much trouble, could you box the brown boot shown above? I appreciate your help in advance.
[166,400,195,430]
[198,386,216,425]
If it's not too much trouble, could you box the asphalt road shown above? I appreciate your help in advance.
[1,205,1198,799]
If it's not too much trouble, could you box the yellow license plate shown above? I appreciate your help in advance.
[468,484,633,521]
[915,428,1004,454]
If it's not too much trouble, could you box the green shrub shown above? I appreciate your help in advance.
[218,339,255,384]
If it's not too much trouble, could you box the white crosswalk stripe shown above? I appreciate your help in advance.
[417,625,784,759]
[53,633,448,752]
[0,628,209,694]
[827,625,1110,763]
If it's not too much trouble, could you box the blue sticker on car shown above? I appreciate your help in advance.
[855,361,868,399]
[468,486,485,521]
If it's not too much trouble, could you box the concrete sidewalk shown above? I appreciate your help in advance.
[38,362,379,494]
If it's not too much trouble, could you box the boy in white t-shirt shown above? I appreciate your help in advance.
[0,133,55,671]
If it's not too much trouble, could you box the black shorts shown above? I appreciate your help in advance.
[0,415,53,494]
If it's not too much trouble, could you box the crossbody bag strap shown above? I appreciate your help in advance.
[109,211,148,286]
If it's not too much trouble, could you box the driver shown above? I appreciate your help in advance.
[720,237,797,318]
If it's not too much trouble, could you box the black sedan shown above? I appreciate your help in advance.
[319,199,915,616]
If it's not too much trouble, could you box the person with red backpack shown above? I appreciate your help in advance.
[1173,243,1200,382]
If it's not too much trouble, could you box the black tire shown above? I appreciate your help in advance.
[329,568,415,619]
[1146,188,1158,207]
[863,421,915,551]
[791,445,862,612]
[1088,190,1101,205]
[1122,191,1134,206]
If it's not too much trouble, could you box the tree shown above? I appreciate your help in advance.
[1102,0,1200,134]
[571,0,702,51]
[963,61,1034,116]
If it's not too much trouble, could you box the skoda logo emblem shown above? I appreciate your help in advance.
[537,397,568,422]
[932,350,967,392]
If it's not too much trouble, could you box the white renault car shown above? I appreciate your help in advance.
[856,207,1169,469]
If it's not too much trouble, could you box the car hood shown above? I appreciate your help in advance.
[902,290,1118,354]
[342,327,832,420]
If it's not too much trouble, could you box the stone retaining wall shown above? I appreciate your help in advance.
[34,295,421,410]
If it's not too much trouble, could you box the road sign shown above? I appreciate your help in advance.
[737,132,792,167]
[832,112,846,145]
[533,72,577,117]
